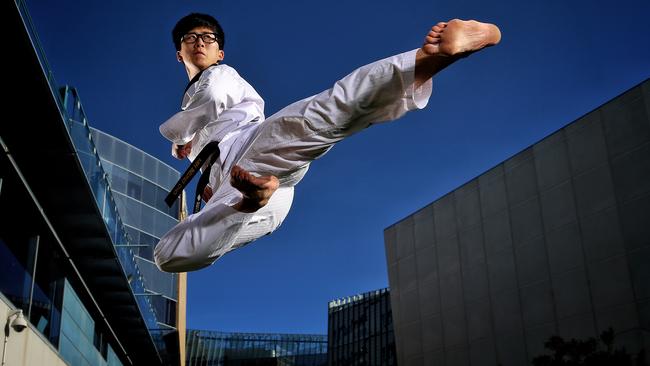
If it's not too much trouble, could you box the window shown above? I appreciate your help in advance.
[126,172,142,200]
[110,165,128,193]
[30,235,65,346]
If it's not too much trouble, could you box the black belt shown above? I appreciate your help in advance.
[165,141,221,214]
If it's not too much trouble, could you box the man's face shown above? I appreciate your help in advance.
[177,26,224,71]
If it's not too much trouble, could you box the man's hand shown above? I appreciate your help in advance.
[172,140,193,160]
[230,165,279,213]
[202,186,213,203]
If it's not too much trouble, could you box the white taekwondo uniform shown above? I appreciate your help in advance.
[154,48,432,272]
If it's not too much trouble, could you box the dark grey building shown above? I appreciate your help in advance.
[186,330,327,366]
[328,288,397,366]
[384,79,650,365]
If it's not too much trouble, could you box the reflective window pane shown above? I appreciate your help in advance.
[126,172,142,200]
[113,140,127,167]
[110,165,128,193]
[127,148,144,174]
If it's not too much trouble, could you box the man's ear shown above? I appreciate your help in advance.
[177,51,183,63]
[217,50,225,62]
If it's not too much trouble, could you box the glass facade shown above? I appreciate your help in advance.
[328,288,397,366]
[59,279,123,366]
[0,166,61,348]
[90,127,182,328]
[186,330,328,366]
[60,86,161,331]
[4,1,180,364]
[0,149,127,365]
[384,80,650,365]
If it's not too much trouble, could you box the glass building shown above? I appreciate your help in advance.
[328,288,397,366]
[384,79,650,365]
[186,330,328,366]
[0,1,184,365]
[90,127,181,331]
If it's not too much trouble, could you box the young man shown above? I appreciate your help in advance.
[154,13,501,272]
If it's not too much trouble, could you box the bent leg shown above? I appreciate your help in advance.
[154,185,294,272]
[154,198,250,272]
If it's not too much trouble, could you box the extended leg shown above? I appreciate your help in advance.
[230,19,501,197]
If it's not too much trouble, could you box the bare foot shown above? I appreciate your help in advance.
[414,19,501,88]
[423,19,501,57]
[230,165,279,213]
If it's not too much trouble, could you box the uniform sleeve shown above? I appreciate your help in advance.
[159,67,247,145]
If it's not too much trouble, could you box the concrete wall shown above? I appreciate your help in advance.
[385,79,650,366]
[0,295,68,366]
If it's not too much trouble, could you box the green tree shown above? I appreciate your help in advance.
[531,328,647,366]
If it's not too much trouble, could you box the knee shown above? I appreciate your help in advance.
[154,243,178,272]
[155,250,216,273]
[154,235,222,273]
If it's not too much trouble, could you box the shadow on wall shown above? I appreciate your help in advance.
[530,328,647,366]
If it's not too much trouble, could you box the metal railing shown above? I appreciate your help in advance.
[60,86,159,330]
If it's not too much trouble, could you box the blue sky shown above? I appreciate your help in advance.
[25,0,649,335]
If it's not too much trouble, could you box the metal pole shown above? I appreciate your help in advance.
[27,235,40,320]
[2,310,23,366]
[1,330,8,366]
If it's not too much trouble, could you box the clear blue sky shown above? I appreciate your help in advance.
[25,0,649,335]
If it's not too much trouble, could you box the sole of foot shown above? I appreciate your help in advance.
[423,19,501,57]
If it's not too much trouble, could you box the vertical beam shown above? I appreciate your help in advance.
[177,190,188,366]
[27,235,40,319]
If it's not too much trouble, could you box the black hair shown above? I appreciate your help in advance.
[172,13,225,51]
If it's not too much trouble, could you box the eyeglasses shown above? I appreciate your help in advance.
[181,32,218,44]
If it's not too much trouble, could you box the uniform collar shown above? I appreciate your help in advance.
[183,63,220,95]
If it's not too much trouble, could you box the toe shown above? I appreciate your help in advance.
[422,43,439,55]
[426,35,440,44]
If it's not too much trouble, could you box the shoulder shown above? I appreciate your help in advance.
[202,64,244,82]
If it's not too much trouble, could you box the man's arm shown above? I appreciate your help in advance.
[172,140,193,160]
[159,67,247,146]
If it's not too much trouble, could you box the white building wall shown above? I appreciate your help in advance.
[0,295,68,366]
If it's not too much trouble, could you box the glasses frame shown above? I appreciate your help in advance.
[180,32,219,45]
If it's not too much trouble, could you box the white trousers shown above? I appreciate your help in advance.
[154,48,432,272]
